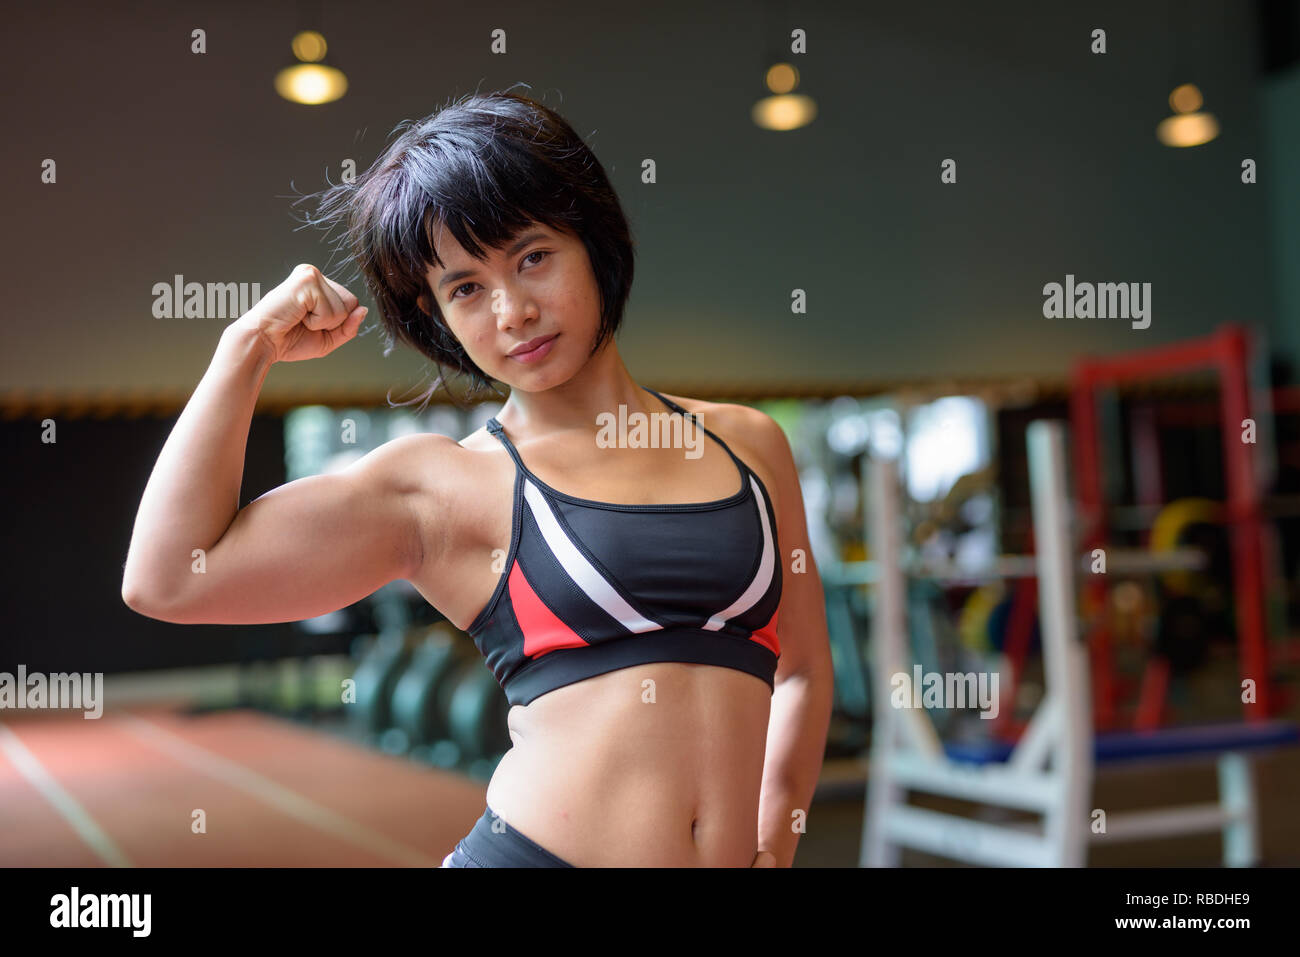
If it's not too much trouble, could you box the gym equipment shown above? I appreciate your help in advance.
[389,627,469,750]
[957,583,1002,655]
[429,658,478,765]
[1144,497,1232,676]
[1146,512,1233,711]
[1149,498,1225,596]
[447,665,511,765]
[816,581,872,758]
[829,545,1206,741]
[1106,579,1152,649]
[1152,595,1215,675]
[1071,324,1281,723]
[349,631,412,739]
[903,579,962,735]
[861,421,1300,867]
[986,593,1039,656]
[823,581,871,722]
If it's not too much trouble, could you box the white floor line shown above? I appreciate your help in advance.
[0,723,133,867]
[119,713,439,867]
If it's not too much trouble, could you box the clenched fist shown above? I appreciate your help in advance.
[228,263,368,364]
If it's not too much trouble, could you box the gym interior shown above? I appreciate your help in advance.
[4,1,1300,869]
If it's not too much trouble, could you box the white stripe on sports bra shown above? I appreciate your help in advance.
[521,479,664,634]
[702,473,776,631]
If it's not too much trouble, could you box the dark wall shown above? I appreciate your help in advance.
[0,414,322,674]
[0,0,1288,401]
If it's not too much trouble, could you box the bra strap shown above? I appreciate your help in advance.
[485,417,529,474]
[642,386,696,420]
[490,394,752,483]
[643,387,752,480]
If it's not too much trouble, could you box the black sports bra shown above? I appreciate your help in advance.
[464,386,783,706]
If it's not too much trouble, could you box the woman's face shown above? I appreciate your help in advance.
[423,220,603,390]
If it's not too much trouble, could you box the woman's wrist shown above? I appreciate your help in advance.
[218,318,277,377]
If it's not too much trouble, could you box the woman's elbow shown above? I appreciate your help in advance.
[121,577,192,623]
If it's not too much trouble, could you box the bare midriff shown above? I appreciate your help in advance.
[484,661,772,867]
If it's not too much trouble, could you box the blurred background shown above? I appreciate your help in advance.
[3,0,1300,867]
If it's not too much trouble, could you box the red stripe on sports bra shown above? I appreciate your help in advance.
[509,562,591,658]
[750,606,780,655]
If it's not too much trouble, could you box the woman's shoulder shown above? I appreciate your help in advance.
[360,430,470,490]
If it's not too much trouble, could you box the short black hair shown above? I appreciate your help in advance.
[298,87,636,408]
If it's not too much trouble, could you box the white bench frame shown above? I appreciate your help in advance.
[860,420,1262,867]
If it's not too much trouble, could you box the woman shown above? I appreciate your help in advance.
[122,91,834,867]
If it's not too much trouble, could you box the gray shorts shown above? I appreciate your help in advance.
[441,806,576,867]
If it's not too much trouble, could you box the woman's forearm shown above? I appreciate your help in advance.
[757,665,835,866]
[121,322,274,609]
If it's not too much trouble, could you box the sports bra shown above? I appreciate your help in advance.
[465,386,783,706]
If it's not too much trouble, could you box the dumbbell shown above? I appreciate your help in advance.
[447,665,512,768]
[390,627,469,752]
[349,632,411,739]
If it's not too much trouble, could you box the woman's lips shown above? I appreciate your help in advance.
[508,334,557,363]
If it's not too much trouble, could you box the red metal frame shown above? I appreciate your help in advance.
[1070,324,1275,728]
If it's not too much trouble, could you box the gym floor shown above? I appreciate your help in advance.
[4,647,1296,867]
[0,706,486,867]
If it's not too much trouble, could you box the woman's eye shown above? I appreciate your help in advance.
[450,252,547,301]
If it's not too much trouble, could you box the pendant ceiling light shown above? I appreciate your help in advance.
[1155,1,1218,148]
[751,0,816,131]
[752,61,817,131]
[275,2,348,106]
[1156,82,1219,148]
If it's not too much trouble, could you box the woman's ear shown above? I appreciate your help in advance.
[416,290,432,316]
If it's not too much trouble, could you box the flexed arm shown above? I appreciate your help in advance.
[121,265,434,624]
